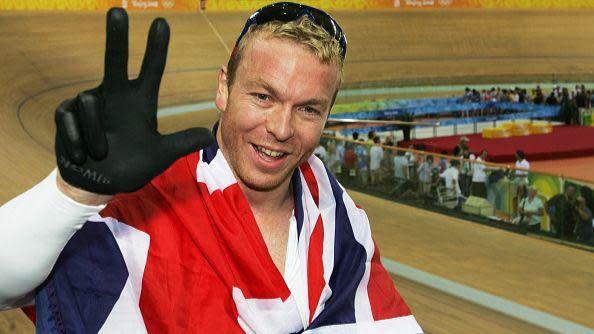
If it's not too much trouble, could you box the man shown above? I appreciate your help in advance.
[355,138,369,186]
[393,149,410,181]
[313,141,329,164]
[440,159,462,207]
[459,149,475,197]
[452,136,469,157]
[471,149,488,198]
[546,185,578,239]
[0,3,421,333]
[369,136,383,185]
[575,196,593,243]
[342,141,358,180]
[514,150,530,213]
[416,155,433,198]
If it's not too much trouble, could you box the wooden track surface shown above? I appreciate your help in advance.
[2,9,594,333]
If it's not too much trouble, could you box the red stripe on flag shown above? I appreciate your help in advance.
[307,215,325,324]
[367,242,412,320]
[299,162,319,207]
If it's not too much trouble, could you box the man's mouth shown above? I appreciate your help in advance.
[253,144,286,158]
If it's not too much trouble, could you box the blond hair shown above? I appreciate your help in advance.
[226,15,344,89]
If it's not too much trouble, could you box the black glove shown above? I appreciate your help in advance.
[55,8,213,195]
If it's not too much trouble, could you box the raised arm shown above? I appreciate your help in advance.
[0,8,213,309]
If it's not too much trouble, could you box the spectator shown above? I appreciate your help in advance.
[533,86,544,104]
[326,140,340,174]
[471,149,489,198]
[393,150,409,180]
[514,150,530,206]
[575,196,593,243]
[440,159,462,203]
[336,140,345,171]
[369,136,383,185]
[437,150,448,173]
[313,142,329,164]
[452,136,469,157]
[520,88,529,103]
[545,91,558,105]
[405,144,417,181]
[343,142,358,179]
[459,149,475,197]
[546,185,578,239]
[575,84,589,108]
[516,186,544,232]
[417,155,434,197]
[380,138,395,181]
[384,135,395,147]
[367,130,376,143]
[561,87,578,125]
[463,87,472,102]
[355,139,368,185]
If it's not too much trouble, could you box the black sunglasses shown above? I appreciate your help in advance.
[232,2,347,61]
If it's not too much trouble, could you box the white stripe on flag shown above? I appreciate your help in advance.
[88,215,150,334]
[306,158,337,320]
[196,150,237,193]
[341,191,375,322]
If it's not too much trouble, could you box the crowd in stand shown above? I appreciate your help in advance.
[462,84,593,107]
[462,84,593,125]
[314,131,594,244]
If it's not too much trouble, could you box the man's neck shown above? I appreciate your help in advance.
[240,179,294,216]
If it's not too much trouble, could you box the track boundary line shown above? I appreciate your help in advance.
[382,257,594,334]
[200,10,231,55]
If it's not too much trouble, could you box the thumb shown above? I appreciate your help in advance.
[158,127,214,163]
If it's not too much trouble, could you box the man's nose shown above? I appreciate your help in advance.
[265,104,294,142]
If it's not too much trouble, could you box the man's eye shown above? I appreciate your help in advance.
[254,93,269,101]
[302,106,320,115]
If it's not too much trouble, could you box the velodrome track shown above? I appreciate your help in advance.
[2,8,594,333]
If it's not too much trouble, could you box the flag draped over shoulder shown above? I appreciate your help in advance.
[35,141,422,333]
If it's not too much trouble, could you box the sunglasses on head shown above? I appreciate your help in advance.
[233,2,347,61]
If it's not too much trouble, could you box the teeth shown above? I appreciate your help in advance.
[256,145,284,158]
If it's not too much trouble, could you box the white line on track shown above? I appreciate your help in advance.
[200,10,231,55]
[381,257,594,334]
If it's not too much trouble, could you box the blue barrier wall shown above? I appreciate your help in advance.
[330,98,561,136]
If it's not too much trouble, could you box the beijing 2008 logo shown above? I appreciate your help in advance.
[162,0,174,8]
[439,0,453,6]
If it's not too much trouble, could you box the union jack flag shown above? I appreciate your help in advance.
[35,141,422,333]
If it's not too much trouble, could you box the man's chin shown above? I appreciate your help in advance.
[238,173,290,193]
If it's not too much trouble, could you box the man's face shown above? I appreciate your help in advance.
[215,36,340,192]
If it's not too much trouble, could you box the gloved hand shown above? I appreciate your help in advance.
[55,8,213,195]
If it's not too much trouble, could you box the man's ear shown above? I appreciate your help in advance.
[215,66,229,113]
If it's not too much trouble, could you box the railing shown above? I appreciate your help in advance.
[319,136,594,246]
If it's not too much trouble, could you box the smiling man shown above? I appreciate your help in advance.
[0,2,421,333]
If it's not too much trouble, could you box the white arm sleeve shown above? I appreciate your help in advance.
[0,169,105,310]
